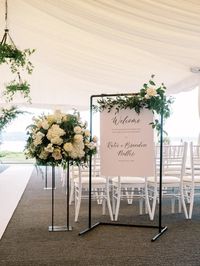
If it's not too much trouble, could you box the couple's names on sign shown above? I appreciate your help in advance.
[100,108,155,177]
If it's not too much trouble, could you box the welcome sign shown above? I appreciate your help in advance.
[100,108,155,176]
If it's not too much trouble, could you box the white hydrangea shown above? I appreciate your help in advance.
[50,137,63,145]
[68,142,85,159]
[47,124,65,141]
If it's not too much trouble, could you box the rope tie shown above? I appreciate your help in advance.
[5,0,8,30]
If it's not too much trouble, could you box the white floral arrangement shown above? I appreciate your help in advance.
[24,110,98,166]
[94,75,173,132]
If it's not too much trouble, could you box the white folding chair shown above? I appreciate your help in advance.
[183,142,200,219]
[73,159,113,222]
[112,176,154,221]
[148,142,188,219]
[67,154,101,205]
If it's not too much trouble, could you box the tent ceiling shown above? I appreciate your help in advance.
[0,0,200,110]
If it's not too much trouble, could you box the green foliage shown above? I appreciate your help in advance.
[0,41,35,131]
[3,80,31,102]
[0,43,35,105]
[0,43,35,74]
[0,106,24,133]
[93,75,174,132]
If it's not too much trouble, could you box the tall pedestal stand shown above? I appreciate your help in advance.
[48,162,72,232]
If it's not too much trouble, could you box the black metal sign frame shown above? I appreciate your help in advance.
[79,93,167,241]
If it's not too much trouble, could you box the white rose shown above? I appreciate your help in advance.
[62,115,68,122]
[146,87,157,97]
[46,115,54,124]
[69,150,78,159]
[86,142,96,150]
[74,142,85,158]
[84,130,90,137]
[36,131,45,139]
[53,110,63,123]
[39,150,49,160]
[74,126,82,134]
[52,148,62,160]
[37,120,43,128]
[41,119,49,130]
[64,142,73,152]
[44,143,54,153]
[47,124,65,140]
[68,142,85,159]
[33,137,42,146]
[92,136,98,143]
[74,134,83,143]
[33,132,44,145]
[50,137,63,145]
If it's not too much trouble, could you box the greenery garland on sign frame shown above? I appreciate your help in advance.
[93,75,174,133]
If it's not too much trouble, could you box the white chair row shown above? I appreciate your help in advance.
[62,142,200,222]
[183,142,200,219]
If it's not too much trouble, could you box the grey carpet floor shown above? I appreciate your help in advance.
[0,167,200,266]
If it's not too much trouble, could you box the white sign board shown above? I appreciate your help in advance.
[100,108,155,177]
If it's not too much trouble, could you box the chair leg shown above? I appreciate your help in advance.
[145,182,154,220]
[114,184,121,221]
[171,197,175,213]
[181,185,189,219]
[139,198,143,215]
[69,179,74,205]
[75,186,82,222]
[189,186,194,219]
[112,187,116,215]
[106,182,113,221]
[125,188,133,204]
[178,197,182,213]
[150,184,157,221]
[102,198,106,215]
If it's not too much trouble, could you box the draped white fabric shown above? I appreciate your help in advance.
[0,0,200,109]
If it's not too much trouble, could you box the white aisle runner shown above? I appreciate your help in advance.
[0,164,33,239]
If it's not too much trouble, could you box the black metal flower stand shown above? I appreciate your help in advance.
[48,161,72,232]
